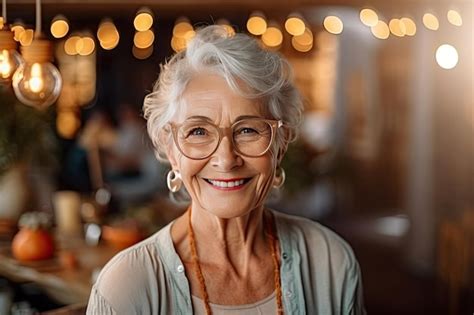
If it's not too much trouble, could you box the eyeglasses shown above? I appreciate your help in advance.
[167,118,283,160]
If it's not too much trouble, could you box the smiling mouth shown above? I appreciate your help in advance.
[203,177,252,189]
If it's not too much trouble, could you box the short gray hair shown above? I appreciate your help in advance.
[143,25,303,163]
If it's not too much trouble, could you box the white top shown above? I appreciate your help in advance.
[87,210,366,314]
[192,291,276,314]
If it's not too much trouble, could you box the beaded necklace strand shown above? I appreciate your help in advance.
[187,208,284,315]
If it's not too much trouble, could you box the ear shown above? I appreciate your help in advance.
[276,128,291,164]
[161,128,179,170]
[276,144,288,165]
[166,143,179,170]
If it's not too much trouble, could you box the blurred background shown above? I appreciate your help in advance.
[0,0,472,314]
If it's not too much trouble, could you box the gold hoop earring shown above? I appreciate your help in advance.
[273,166,286,189]
[167,170,182,193]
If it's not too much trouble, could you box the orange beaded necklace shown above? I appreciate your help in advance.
[187,208,284,315]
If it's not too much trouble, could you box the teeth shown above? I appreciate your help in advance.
[208,179,245,188]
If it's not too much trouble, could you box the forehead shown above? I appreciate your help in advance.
[174,73,266,122]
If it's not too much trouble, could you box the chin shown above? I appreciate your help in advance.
[200,200,260,219]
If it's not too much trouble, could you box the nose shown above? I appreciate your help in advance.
[210,134,243,171]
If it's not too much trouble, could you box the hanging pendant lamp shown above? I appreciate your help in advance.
[12,0,62,109]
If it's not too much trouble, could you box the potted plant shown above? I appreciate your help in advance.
[0,86,58,222]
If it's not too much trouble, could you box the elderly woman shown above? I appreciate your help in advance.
[87,25,366,315]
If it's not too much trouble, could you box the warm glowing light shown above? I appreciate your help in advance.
[11,24,25,42]
[134,11,154,31]
[57,111,81,139]
[173,18,193,38]
[423,13,439,30]
[436,44,458,69]
[77,37,95,56]
[293,27,313,46]
[0,17,4,29]
[360,8,378,27]
[447,10,462,26]
[100,35,119,50]
[132,45,153,60]
[183,30,196,43]
[98,20,119,50]
[12,47,63,109]
[389,19,406,37]
[323,16,343,35]
[29,63,44,93]
[261,25,283,48]
[0,50,11,78]
[134,30,154,49]
[19,29,34,46]
[285,14,305,36]
[291,36,313,52]
[246,12,267,36]
[371,20,390,39]
[171,36,186,52]
[64,36,80,55]
[217,19,235,36]
[51,16,69,39]
[400,18,416,36]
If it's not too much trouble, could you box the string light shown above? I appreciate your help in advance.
[216,19,235,36]
[389,19,406,37]
[247,11,267,35]
[134,7,153,32]
[97,19,119,50]
[400,17,416,36]
[423,13,439,30]
[285,13,305,36]
[76,36,95,56]
[323,16,343,35]
[261,22,283,48]
[64,35,80,55]
[50,15,69,39]
[371,20,390,39]
[134,29,154,49]
[447,10,462,26]
[360,8,378,27]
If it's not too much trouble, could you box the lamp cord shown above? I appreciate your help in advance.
[2,0,6,23]
[35,0,41,37]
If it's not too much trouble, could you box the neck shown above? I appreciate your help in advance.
[189,203,268,272]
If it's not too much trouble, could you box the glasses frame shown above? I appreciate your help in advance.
[167,118,284,160]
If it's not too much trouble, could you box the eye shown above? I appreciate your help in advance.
[188,127,208,137]
[237,127,258,134]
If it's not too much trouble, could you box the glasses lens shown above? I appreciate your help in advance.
[233,119,273,156]
[177,121,219,159]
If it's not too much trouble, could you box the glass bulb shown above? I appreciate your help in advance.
[12,61,62,109]
[0,49,23,83]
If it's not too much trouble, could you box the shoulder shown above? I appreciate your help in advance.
[273,210,357,270]
[90,226,171,312]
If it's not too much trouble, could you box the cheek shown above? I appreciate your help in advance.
[177,154,207,185]
[254,156,277,188]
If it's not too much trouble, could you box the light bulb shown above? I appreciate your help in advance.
[12,39,62,109]
[0,28,24,83]
[0,49,22,82]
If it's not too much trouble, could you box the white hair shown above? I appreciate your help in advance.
[143,25,303,163]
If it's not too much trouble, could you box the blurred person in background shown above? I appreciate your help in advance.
[68,104,164,208]
[87,25,366,314]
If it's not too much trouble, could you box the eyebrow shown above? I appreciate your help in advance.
[184,115,264,123]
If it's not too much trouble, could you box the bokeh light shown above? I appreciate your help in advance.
[323,16,343,35]
[423,13,439,31]
[360,8,378,27]
[436,44,458,69]
[247,12,267,36]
